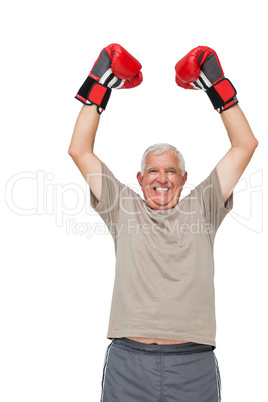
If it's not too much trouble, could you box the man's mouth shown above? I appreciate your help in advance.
[153,187,171,193]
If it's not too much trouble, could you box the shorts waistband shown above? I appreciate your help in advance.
[112,338,214,354]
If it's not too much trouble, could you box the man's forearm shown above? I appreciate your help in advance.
[216,104,258,202]
[68,104,102,200]
[221,105,258,150]
[68,104,100,157]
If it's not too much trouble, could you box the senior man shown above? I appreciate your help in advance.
[68,44,258,402]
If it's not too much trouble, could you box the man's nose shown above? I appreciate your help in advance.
[157,171,168,183]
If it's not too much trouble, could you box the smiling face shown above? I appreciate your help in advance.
[136,151,187,210]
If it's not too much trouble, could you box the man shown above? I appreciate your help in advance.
[68,44,258,402]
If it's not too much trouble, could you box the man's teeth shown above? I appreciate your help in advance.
[154,187,170,192]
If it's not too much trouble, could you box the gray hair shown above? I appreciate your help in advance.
[140,143,185,176]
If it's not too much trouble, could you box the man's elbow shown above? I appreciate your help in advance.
[68,147,79,165]
[253,138,259,150]
[248,137,259,156]
[68,146,88,161]
[238,137,259,157]
[68,145,77,159]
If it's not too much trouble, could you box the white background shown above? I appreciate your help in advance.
[1,0,267,401]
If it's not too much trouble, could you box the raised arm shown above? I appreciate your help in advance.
[68,105,102,201]
[68,43,143,201]
[175,45,258,202]
[216,105,258,202]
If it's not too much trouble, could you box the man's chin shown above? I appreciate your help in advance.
[145,197,176,210]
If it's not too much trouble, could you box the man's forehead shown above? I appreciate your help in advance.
[146,165,178,170]
[145,151,180,167]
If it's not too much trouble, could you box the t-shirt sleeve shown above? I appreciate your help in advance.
[90,161,125,226]
[193,167,233,232]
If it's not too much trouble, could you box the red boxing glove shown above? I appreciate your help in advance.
[75,44,143,113]
[175,46,238,113]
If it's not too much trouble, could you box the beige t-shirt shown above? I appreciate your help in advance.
[90,162,233,347]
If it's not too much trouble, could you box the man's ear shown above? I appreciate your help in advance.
[182,171,187,186]
[136,171,143,187]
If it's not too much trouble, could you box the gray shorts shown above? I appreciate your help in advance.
[100,338,221,402]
